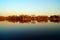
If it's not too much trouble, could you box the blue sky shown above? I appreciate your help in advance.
[0,0,60,16]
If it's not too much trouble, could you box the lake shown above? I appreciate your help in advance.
[0,21,60,40]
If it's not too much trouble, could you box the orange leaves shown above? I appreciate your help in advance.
[0,15,60,23]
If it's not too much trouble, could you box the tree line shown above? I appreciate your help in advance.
[0,15,60,23]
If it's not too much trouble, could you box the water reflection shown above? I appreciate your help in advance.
[0,15,60,40]
[0,15,60,23]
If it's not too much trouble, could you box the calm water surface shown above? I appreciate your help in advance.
[0,21,60,39]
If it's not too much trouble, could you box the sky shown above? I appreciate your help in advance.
[0,0,60,16]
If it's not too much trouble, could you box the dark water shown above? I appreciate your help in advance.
[0,21,60,40]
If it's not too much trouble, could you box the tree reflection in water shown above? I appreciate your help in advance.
[0,15,60,23]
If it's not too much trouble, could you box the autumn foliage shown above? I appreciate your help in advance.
[0,15,60,23]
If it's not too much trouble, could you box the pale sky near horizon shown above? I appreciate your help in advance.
[0,0,60,16]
